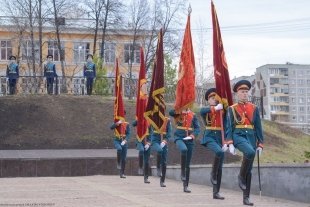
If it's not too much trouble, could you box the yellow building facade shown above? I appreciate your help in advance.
[0,25,143,78]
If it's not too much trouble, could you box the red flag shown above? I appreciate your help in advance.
[144,29,166,133]
[135,47,149,142]
[114,58,125,137]
[212,1,233,107]
[174,13,196,113]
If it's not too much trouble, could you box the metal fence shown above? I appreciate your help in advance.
[0,76,262,109]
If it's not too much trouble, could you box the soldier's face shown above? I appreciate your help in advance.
[237,89,249,102]
[47,58,52,62]
[87,57,92,62]
[208,95,216,106]
[9,59,16,64]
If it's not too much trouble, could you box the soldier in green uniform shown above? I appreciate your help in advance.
[110,116,131,178]
[6,55,19,95]
[226,80,264,206]
[169,108,200,193]
[200,88,231,200]
[150,117,171,187]
[83,54,96,95]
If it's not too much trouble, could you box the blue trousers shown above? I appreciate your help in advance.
[8,78,17,94]
[86,78,94,95]
[151,141,168,165]
[235,135,256,173]
[114,139,127,163]
[176,140,194,168]
[205,137,224,168]
[47,77,54,94]
[136,142,150,165]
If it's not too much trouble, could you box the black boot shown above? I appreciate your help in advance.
[238,157,253,190]
[210,156,221,185]
[138,153,143,175]
[181,154,186,181]
[160,164,166,187]
[156,153,162,177]
[243,173,254,206]
[120,160,126,178]
[183,167,191,193]
[213,169,224,200]
[144,162,150,183]
[116,151,121,170]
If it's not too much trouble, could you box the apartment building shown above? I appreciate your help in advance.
[255,63,310,133]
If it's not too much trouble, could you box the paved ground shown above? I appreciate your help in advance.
[0,176,308,207]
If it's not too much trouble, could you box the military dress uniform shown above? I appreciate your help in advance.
[132,120,152,183]
[6,56,19,95]
[226,80,264,206]
[83,54,96,95]
[44,55,58,95]
[150,117,171,187]
[200,88,227,200]
[110,120,131,178]
[132,120,144,176]
[169,109,200,193]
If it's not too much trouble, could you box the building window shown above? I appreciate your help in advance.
[299,116,304,122]
[290,88,295,93]
[291,98,295,103]
[308,106,310,111]
[299,98,305,104]
[300,107,304,112]
[297,70,304,76]
[48,41,65,61]
[292,107,296,111]
[298,79,304,85]
[292,116,296,120]
[104,42,116,63]
[291,79,295,84]
[73,42,90,63]
[307,80,310,85]
[0,40,12,60]
[298,89,305,94]
[22,40,40,61]
[124,43,140,64]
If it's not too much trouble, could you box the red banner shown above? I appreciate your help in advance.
[144,29,166,133]
[136,47,149,142]
[174,14,196,113]
[212,1,233,107]
[113,58,125,136]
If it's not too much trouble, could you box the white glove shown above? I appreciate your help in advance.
[229,144,236,155]
[160,142,166,148]
[121,140,126,146]
[144,143,150,151]
[183,136,192,140]
[222,144,228,152]
[256,147,263,157]
[214,103,223,111]
[116,120,123,125]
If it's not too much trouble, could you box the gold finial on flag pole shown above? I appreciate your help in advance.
[188,4,192,15]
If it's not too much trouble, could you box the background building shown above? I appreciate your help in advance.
[255,63,310,134]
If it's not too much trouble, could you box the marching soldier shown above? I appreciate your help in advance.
[132,120,152,183]
[200,88,230,200]
[226,80,264,206]
[83,54,96,95]
[169,108,200,193]
[110,113,131,178]
[150,116,171,187]
[44,54,58,95]
[6,55,19,95]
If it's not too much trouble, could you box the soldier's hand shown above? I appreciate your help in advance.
[121,140,126,146]
[214,103,223,111]
[222,144,228,152]
[160,141,166,148]
[229,144,236,155]
[183,136,192,140]
[256,147,263,157]
[144,143,150,151]
[116,120,123,125]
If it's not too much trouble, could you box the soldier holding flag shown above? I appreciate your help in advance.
[110,59,130,179]
[169,10,200,193]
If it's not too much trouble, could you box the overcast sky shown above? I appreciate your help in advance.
[186,0,310,78]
